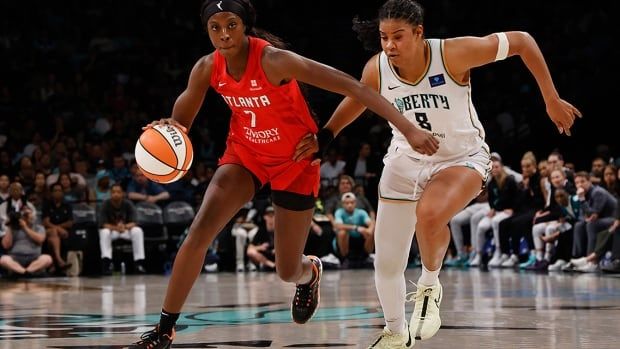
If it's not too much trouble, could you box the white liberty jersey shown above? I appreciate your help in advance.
[379,39,489,161]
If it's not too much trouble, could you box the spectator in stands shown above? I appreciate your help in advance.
[320,148,346,188]
[497,151,545,267]
[27,171,49,212]
[529,188,580,271]
[601,205,620,273]
[0,151,12,178]
[127,170,170,206]
[110,155,132,188]
[524,168,577,269]
[42,183,74,270]
[345,142,380,197]
[0,205,52,277]
[547,151,574,183]
[0,174,11,205]
[538,159,551,204]
[74,159,95,189]
[589,156,607,185]
[46,157,86,189]
[0,182,36,235]
[246,206,276,271]
[333,192,374,267]
[231,201,258,273]
[566,188,617,273]
[94,170,113,206]
[447,188,490,267]
[325,175,376,221]
[34,153,53,177]
[474,159,518,267]
[490,152,522,183]
[571,172,618,261]
[15,156,36,193]
[98,183,146,275]
[57,173,86,203]
[601,164,620,198]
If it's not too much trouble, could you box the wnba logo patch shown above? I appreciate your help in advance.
[429,74,445,87]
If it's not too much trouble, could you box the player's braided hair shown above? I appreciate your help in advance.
[353,0,424,52]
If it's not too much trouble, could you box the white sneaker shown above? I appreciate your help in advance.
[548,259,567,271]
[408,281,442,341]
[570,257,588,268]
[320,253,341,266]
[236,262,245,273]
[576,262,599,273]
[500,254,519,268]
[204,263,218,273]
[368,326,414,348]
[488,253,507,268]
[467,253,481,267]
[246,262,257,272]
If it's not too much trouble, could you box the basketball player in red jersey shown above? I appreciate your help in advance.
[127,0,438,348]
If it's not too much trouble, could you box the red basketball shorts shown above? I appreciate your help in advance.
[218,141,319,197]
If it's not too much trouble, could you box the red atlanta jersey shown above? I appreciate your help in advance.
[210,37,318,163]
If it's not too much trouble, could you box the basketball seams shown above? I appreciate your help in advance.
[135,140,175,175]
[137,163,182,184]
[152,126,181,169]
[135,124,193,183]
[181,132,193,170]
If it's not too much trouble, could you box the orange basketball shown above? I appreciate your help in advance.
[134,124,194,183]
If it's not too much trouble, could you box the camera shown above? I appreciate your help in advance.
[7,211,22,229]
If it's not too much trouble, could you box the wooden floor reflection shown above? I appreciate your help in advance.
[1,268,620,348]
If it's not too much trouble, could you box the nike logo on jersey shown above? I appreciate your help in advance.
[218,82,227,87]
[388,85,400,90]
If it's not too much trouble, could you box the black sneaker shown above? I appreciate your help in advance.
[291,255,322,324]
[127,325,175,348]
[134,260,147,274]
[102,258,113,276]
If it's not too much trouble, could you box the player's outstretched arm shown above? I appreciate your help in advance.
[267,48,439,158]
[445,32,582,135]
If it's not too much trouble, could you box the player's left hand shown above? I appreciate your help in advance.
[546,97,582,136]
[294,133,320,165]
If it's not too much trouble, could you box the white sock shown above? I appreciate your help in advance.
[374,200,417,335]
[544,243,553,261]
[536,250,544,261]
[418,263,440,286]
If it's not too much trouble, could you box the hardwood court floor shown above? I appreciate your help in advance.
[1,268,620,349]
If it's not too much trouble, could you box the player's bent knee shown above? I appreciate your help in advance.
[416,206,446,232]
[374,256,404,277]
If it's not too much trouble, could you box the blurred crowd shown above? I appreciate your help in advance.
[0,0,617,278]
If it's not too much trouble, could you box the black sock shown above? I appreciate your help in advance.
[159,309,180,335]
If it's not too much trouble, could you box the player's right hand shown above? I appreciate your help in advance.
[142,118,188,134]
[403,125,439,155]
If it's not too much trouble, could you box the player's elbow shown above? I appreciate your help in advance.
[507,31,535,55]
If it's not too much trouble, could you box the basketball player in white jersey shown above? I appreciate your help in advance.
[294,0,581,347]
